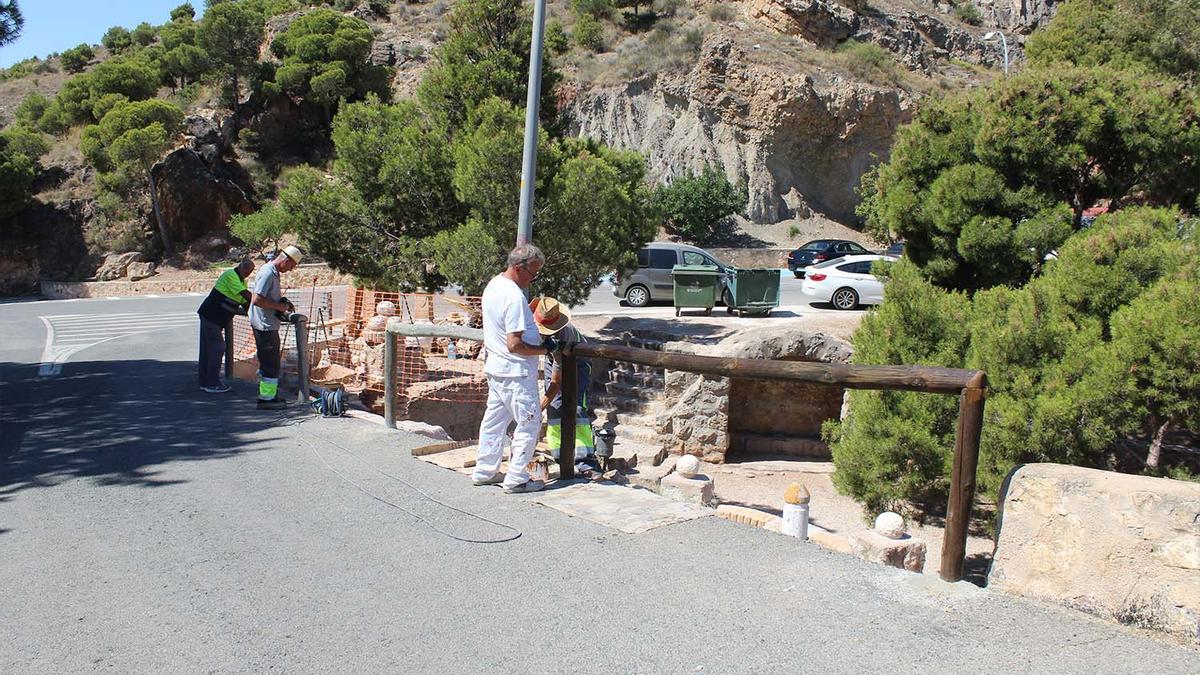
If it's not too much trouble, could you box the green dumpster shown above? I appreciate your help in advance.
[725,268,781,317]
[671,265,721,317]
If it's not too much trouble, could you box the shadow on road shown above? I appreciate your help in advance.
[0,358,302,498]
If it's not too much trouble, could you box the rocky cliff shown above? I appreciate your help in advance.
[566,0,1038,224]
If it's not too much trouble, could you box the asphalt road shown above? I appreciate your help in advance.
[2,295,1198,672]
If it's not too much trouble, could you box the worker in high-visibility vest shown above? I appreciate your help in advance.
[196,259,254,393]
[531,296,595,465]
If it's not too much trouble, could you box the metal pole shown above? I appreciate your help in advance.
[1000,33,1009,75]
[224,319,236,379]
[384,331,397,429]
[558,345,577,480]
[295,316,310,404]
[515,0,547,246]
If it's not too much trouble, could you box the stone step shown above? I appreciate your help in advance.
[590,392,661,415]
[608,369,665,388]
[602,380,657,399]
[608,360,665,376]
[732,434,830,459]
[609,423,663,447]
[597,409,662,430]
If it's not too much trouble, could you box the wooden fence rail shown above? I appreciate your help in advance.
[383,324,988,583]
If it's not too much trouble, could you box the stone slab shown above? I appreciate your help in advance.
[848,530,927,573]
[659,472,715,506]
[989,463,1200,643]
[716,504,777,528]
[532,482,712,534]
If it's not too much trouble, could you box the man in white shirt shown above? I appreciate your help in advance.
[473,244,552,493]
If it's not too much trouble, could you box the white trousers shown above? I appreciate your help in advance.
[474,373,541,489]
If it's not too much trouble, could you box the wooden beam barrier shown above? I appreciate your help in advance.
[573,342,979,395]
[940,372,988,582]
[558,345,577,481]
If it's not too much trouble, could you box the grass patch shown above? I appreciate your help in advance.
[834,40,902,87]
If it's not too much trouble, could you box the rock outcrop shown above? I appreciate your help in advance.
[151,109,256,248]
[990,463,1200,644]
[571,36,913,223]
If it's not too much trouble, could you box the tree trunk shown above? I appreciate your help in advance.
[148,169,172,255]
[1147,418,1170,469]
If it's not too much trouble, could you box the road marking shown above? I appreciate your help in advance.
[145,294,161,298]
[106,296,120,300]
[38,312,197,376]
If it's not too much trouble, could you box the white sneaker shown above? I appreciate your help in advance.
[503,480,545,494]
[472,473,504,486]
[201,385,232,393]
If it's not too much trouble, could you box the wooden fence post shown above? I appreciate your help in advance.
[940,372,987,582]
[558,346,577,480]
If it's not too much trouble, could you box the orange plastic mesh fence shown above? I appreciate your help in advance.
[231,287,340,378]
[313,289,487,408]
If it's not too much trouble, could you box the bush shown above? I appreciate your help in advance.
[835,39,900,86]
[706,3,735,21]
[229,204,290,254]
[574,14,605,51]
[102,26,133,54]
[652,165,746,243]
[14,92,50,126]
[572,0,614,19]
[545,20,570,55]
[60,43,95,73]
[953,2,983,26]
[829,208,1200,518]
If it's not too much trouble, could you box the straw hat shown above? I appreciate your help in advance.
[530,296,571,335]
[282,245,304,263]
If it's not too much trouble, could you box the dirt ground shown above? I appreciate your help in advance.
[701,459,996,583]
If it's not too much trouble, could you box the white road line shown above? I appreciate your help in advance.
[37,312,200,376]
[106,296,120,300]
[145,294,161,298]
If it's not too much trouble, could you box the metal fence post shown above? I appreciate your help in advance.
[384,330,397,429]
[224,319,235,379]
[558,345,577,480]
[295,316,310,404]
[940,373,987,582]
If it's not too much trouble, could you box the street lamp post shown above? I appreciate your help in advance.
[516,0,548,246]
[983,31,1009,75]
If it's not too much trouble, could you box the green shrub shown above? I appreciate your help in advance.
[705,3,735,21]
[102,26,133,54]
[572,0,614,19]
[575,14,605,51]
[651,165,746,243]
[546,20,570,55]
[954,2,983,26]
[835,39,900,86]
[60,43,95,73]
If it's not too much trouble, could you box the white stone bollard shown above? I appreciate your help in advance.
[782,482,811,539]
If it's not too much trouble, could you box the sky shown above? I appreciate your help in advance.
[1,1,204,68]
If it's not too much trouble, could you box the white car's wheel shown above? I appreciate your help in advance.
[832,287,859,310]
[625,284,650,307]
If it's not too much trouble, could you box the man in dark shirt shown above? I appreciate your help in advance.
[531,296,595,464]
[196,259,254,393]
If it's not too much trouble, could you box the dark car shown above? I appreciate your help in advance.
[884,241,905,258]
[786,239,872,278]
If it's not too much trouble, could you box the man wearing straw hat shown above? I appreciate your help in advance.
[530,296,595,467]
[249,246,302,410]
[472,244,551,494]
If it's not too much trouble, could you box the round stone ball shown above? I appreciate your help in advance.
[676,454,701,478]
[874,511,906,539]
[376,300,397,316]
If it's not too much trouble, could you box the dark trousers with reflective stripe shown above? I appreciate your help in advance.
[198,316,227,388]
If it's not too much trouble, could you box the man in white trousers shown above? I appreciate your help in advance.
[472,244,552,493]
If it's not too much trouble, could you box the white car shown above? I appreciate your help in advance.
[799,254,897,310]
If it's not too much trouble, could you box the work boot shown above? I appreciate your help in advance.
[256,397,288,410]
[503,480,545,494]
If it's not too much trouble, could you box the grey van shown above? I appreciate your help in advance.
[613,242,730,307]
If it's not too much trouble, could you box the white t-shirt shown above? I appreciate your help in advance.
[481,274,540,378]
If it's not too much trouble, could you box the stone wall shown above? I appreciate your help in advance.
[990,464,1200,644]
[40,263,353,299]
[657,327,853,462]
[708,248,791,269]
